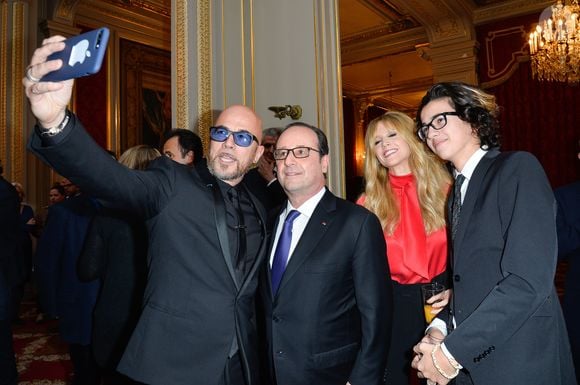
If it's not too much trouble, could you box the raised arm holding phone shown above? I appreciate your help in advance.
[24,34,270,385]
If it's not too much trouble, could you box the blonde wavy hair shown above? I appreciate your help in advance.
[119,145,161,170]
[362,111,451,235]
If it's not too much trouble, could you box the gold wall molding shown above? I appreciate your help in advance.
[0,1,8,177]
[53,0,81,24]
[196,0,211,148]
[174,0,188,131]
[11,2,25,183]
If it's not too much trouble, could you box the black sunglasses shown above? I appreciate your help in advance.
[210,126,259,148]
[417,112,459,141]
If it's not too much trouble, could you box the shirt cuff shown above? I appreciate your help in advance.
[426,318,448,337]
[441,343,463,369]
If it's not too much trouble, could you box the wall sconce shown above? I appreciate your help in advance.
[268,105,302,120]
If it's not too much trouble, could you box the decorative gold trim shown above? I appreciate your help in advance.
[249,0,255,108]
[11,2,25,183]
[240,0,246,104]
[1,2,8,175]
[481,55,529,89]
[484,26,528,79]
[175,0,188,129]
[197,0,211,148]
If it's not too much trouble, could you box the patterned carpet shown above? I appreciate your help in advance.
[7,262,568,385]
[12,293,72,385]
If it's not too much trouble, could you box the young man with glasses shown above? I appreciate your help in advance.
[24,36,269,385]
[411,82,576,385]
[258,122,393,385]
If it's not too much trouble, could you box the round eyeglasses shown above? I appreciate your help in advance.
[273,146,320,160]
[417,112,459,141]
[210,126,258,148]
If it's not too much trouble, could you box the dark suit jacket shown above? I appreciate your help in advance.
[259,190,392,385]
[0,177,20,320]
[555,180,580,380]
[244,168,286,212]
[440,150,576,385]
[35,194,100,344]
[28,113,268,385]
[77,208,148,370]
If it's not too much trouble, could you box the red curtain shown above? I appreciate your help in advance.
[475,8,580,189]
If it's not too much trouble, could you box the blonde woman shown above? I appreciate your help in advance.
[357,111,451,385]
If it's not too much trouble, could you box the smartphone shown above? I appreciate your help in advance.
[41,27,110,82]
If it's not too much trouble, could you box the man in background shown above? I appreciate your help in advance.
[555,143,580,383]
[162,128,203,167]
[0,161,21,385]
[245,127,286,211]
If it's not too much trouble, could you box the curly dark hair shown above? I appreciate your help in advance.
[416,82,501,149]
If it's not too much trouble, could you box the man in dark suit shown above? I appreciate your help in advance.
[0,162,20,385]
[411,82,576,385]
[35,186,100,385]
[555,148,580,382]
[24,36,268,385]
[259,122,392,385]
[244,127,286,211]
[162,128,204,167]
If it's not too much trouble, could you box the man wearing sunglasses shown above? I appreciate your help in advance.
[24,36,269,385]
[258,122,392,385]
[244,126,287,211]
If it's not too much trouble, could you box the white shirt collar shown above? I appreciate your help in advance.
[455,148,487,180]
[283,187,326,218]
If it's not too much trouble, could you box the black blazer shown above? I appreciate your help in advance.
[77,208,148,370]
[28,114,268,385]
[440,150,576,385]
[259,190,393,385]
[0,177,21,320]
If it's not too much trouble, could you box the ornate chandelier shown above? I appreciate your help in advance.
[528,0,580,83]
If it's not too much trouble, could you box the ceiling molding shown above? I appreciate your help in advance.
[341,26,427,65]
[343,75,433,97]
[473,0,553,25]
[388,0,476,43]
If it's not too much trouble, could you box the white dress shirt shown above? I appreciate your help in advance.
[268,187,326,267]
[429,148,487,365]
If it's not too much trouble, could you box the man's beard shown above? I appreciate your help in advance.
[207,154,249,182]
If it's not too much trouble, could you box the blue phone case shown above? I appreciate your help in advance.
[41,27,110,82]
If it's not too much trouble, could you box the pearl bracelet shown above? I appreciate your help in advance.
[431,343,459,380]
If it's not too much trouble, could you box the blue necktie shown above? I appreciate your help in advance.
[271,210,300,294]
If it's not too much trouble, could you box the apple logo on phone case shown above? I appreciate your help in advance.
[68,39,91,67]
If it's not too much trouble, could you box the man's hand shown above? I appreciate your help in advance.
[22,36,74,128]
[411,330,452,385]
[427,288,452,317]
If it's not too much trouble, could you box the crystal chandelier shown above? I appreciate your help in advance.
[528,0,580,83]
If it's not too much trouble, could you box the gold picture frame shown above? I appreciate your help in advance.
[120,39,171,152]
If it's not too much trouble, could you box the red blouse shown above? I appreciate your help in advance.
[358,173,447,284]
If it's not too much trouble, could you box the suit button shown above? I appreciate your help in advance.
[276,350,284,356]
[273,316,280,323]
[454,274,461,282]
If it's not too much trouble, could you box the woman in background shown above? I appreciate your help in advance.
[357,111,451,385]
